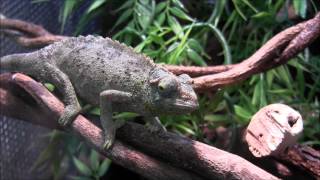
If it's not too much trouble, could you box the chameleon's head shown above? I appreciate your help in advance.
[149,67,199,115]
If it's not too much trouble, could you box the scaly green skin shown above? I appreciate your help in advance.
[0,35,199,149]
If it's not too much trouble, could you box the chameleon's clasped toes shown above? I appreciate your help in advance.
[102,130,116,150]
[147,123,167,134]
[58,105,81,127]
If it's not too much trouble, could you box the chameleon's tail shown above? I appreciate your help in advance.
[0,53,32,72]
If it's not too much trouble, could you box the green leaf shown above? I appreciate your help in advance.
[172,0,186,10]
[204,114,229,123]
[188,38,204,53]
[166,42,180,53]
[252,81,261,106]
[293,0,307,18]
[139,0,150,5]
[75,6,104,35]
[252,75,267,108]
[232,0,247,21]
[44,83,55,92]
[98,159,111,177]
[207,0,226,25]
[90,150,99,171]
[155,13,166,25]
[234,105,252,120]
[60,0,79,33]
[259,78,267,108]
[113,112,139,119]
[89,107,101,116]
[296,67,305,98]
[276,66,292,90]
[268,89,293,94]
[114,0,134,12]
[69,176,92,180]
[167,16,183,39]
[155,1,166,14]
[251,12,271,19]
[187,48,207,66]
[113,8,133,28]
[169,7,193,21]
[266,70,275,87]
[73,157,92,176]
[150,33,164,45]
[175,124,195,135]
[241,0,258,13]
[134,42,146,53]
[86,0,107,14]
[239,90,256,113]
[136,3,152,30]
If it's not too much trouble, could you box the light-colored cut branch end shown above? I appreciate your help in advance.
[245,104,303,157]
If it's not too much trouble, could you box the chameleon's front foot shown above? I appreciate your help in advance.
[103,130,116,150]
[147,117,167,134]
[58,105,81,126]
[102,120,125,150]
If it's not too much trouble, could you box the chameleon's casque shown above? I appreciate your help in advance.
[0,35,199,149]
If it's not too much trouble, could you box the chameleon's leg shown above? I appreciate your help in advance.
[43,63,81,126]
[100,90,132,150]
[145,116,167,133]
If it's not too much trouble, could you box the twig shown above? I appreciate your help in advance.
[0,73,279,180]
[163,64,234,77]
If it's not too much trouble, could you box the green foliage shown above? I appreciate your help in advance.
[293,0,307,18]
[112,0,231,65]
[31,131,111,179]
[71,150,111,180]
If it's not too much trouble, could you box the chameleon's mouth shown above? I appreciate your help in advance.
[173,99,199,111]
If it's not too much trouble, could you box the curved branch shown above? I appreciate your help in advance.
[193,13,320,91]
[0,73,279,180]
[0,18,67,48]
[0,18,51,36]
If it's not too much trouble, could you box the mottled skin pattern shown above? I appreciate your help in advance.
[0,35,199,149]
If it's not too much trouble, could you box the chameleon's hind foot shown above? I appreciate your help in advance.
[58,105,81,127]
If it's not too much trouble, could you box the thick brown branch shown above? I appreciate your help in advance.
[0,73,279,180]
[278,144,320,178]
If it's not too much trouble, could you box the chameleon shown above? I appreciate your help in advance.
[0,35,199,149]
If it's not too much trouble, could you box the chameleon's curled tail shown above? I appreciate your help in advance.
[0,53,32,72]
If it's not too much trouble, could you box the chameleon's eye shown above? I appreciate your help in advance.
[158,83,165,91]
[157,77,178,96]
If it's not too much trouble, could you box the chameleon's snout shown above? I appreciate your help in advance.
[174,98,199,111]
